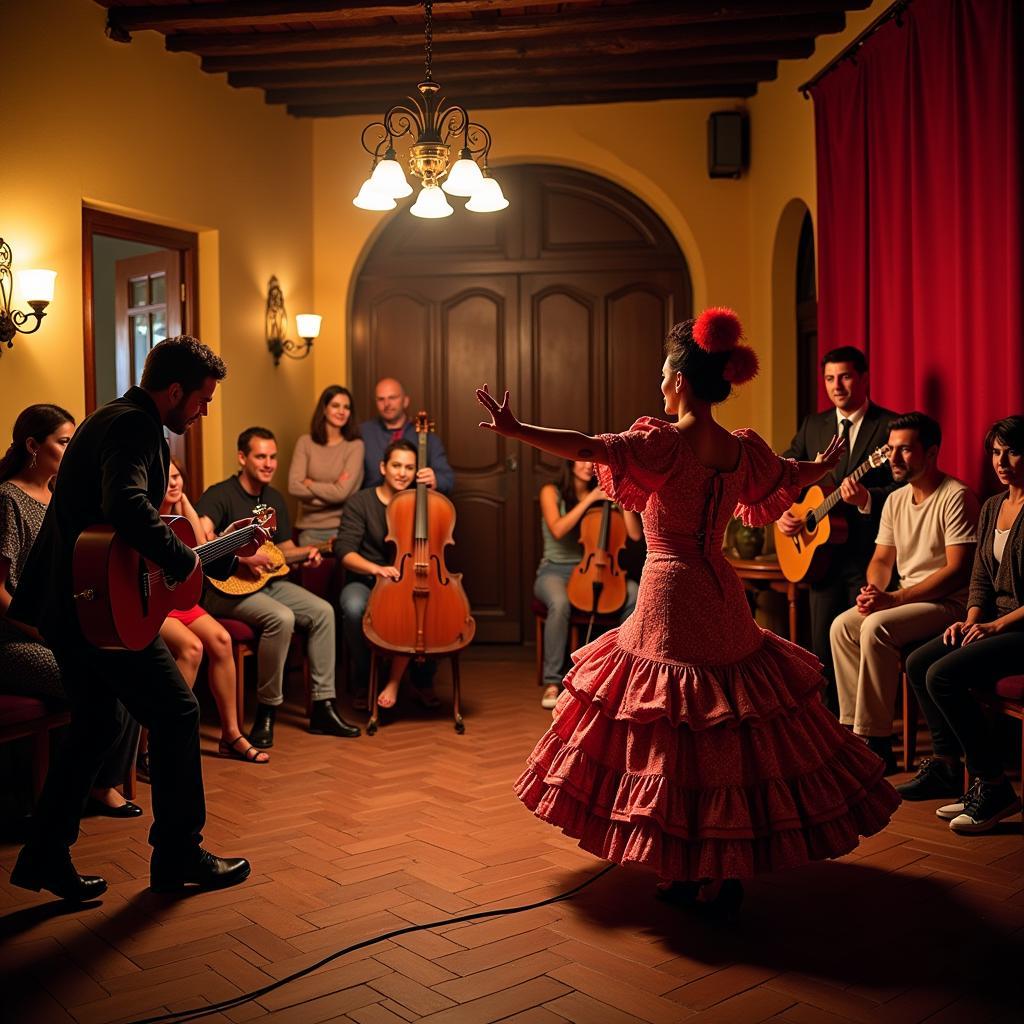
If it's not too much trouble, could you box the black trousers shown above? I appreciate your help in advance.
[906,631,1024,780]
[30,637,205,857]
[808,544,868,712]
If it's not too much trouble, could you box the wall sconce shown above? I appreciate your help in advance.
[265,275,321,366]
[0,238,56,357]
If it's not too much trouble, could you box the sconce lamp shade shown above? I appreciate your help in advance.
[295,314,322,340]
[18,269,57,306]
[465,176,509,213]
[370,158,413,199]
[410,184,454,219]
[353,179,397,211]
[442,156,484,197]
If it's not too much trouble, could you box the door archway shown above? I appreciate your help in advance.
[352,164,691,641]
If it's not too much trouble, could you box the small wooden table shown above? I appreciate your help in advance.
[727,556,804,642]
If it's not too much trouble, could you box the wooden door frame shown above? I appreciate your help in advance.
[82,207,203,493]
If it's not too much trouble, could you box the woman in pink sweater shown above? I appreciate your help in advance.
[289,386,366,545]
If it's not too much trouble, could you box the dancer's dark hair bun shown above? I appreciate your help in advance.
[665,308,757,404]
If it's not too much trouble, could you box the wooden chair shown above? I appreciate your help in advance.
[531,597,619,688]
[365,646,464,736]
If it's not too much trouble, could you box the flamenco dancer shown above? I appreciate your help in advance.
[476,309,900,918]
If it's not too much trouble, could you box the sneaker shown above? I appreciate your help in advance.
[540,685,560,710]
[948,778,1022,834]
[895,757,962,801]
[936,788,970,821]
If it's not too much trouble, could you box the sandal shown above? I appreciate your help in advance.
[219,735,270,764]
[411,686,441,710]
[540,685,560,710]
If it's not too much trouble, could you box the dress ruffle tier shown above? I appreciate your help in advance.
[515,629,901,880]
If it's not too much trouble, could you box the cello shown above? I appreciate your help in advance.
[363,412,475,731]
[566,499,629,641]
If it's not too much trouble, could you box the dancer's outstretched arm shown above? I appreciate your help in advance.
[476,385,610,463]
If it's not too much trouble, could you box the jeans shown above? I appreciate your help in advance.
[906,630,1024,779]
[203,578,336,706]
[534,561,638,686]
[298,527,337,546]
[339,580,435,695]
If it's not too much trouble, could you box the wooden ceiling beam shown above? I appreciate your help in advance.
[225,47,807,90]
[286,82,759,118]
[264,65,776,106]
[167,3,860,56]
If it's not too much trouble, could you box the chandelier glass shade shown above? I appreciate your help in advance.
[352,1,507,219]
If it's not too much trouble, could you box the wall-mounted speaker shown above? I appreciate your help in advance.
[707,111,749,179]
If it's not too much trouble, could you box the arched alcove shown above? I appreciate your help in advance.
[351,164,691,641]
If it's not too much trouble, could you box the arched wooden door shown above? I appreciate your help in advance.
[352,165,691,642]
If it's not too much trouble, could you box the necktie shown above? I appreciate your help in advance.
[836,418,852,480]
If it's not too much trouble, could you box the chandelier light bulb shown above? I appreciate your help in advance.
[370,157,413,199]
[465,175,509,214]
[352,178,397,211]
[410,184,454,219]
[442,154,484,197]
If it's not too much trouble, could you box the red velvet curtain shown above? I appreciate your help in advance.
[812,0,1022,494]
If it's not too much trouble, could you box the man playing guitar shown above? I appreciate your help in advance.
[10,336,252,901]
[779,346,898,712]
[198,427,361,748]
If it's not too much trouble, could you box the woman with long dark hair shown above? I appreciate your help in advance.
[477,308,898,918]
[898,415,1024,832]
[0,404,142,817]
[288,385,365,545]
[535,460,641,709]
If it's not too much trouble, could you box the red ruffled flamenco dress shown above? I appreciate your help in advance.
[515,419,900,879]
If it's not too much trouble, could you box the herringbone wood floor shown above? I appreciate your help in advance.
[2,647,1022,1024]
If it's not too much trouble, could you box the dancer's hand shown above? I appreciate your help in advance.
[814,434,846,475]
[476,384,521,438]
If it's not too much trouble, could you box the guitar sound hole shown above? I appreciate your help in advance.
[805,513,817,533]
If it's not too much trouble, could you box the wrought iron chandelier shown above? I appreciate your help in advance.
[352,0,508,219]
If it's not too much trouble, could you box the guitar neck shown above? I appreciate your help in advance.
[195,524,265,568]
[814,456,875,519]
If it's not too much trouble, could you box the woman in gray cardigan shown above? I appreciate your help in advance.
[898,416,1024,833]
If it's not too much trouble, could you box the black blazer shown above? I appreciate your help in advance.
[782,402,899,556]
[11,387,198,645]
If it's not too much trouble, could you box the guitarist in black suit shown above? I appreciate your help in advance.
[779,346,898,713]
[9,337,251,902]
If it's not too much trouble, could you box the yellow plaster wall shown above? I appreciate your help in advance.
[2,0,315,488]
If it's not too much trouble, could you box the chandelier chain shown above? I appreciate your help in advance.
[424,0,433,82]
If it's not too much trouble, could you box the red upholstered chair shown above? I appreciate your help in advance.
[989,675,1024,784]
[531,597,620,689]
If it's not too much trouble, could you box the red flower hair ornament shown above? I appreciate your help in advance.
[723,344,759,384]
[693,307,743,353]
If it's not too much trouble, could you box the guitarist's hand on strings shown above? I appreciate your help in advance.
[839,477,870,510]
[223,517,267,559]
[777,509,803,537]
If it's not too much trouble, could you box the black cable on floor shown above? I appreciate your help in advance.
[124,862,616,1024]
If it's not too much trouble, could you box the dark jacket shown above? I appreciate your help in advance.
[359,418,455,495]
[967,492,1024,621]
[10,388,198,645]
[782,401,899,557]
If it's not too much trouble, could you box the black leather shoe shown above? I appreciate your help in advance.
[249,703,276,748]
[85,797,144,819]
[309,699,361,738]
[150,848,251,893]
[11,847,108,902]
[865,735,898,776]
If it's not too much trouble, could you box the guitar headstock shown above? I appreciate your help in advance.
[415,411,435,434]
[869,445,892,468]
[251,503,277,543]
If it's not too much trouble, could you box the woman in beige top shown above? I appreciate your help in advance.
[289,385,365,545]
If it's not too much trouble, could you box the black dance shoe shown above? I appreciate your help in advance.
[309,699,361,738]
[84,797,144,819]
[150,848,251,893]
[248,703,276,748]
[11,847,107,902]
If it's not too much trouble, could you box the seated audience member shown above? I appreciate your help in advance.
[535,459,642,709]
[0,404,141,817]
[159,459,268,763]
[288,385,365,545]
[360,377,455,494]
[897,415,1024,832]
[830,413,979,771]
[198,426,360,747]
[336,440,437,712]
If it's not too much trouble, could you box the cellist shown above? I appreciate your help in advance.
[335,440,439,712]
[536,460,642,709]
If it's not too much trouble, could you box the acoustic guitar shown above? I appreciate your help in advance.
[206,538,333,597]
[774,446,891,583]
[72,506,275,650]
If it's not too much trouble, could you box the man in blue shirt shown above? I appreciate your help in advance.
[360,377,455,494]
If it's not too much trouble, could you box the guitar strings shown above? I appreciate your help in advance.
[144,524,261,585]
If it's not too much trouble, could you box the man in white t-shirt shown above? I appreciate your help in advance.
[830,412,979,771]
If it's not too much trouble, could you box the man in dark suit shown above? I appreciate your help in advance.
[10,336,251,902]
[780,346,898,712]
